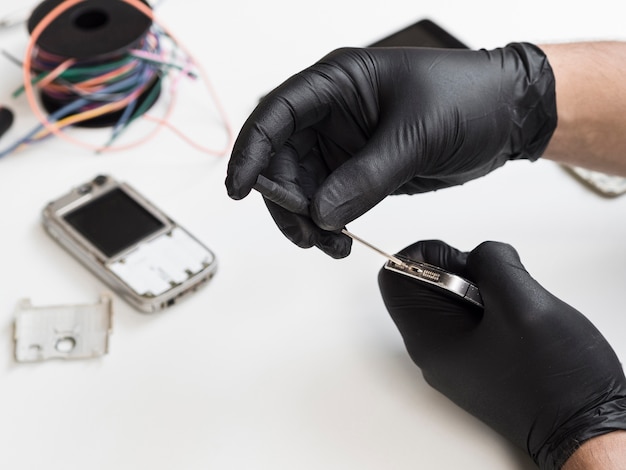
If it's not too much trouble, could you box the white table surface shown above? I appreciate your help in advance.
[1,1,625,469]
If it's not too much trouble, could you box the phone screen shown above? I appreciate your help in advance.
[64,188,165,257]
[369,19,468,49]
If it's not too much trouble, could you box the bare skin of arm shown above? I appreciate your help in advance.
[540,42,626,176]
[533,41,626,467]
[562,431,626,470]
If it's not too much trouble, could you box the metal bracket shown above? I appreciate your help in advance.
[14,294,113,362]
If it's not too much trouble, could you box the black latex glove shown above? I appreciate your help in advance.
[225,43,557,258]
[378,240,626,469]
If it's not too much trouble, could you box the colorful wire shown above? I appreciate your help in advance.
[0,0,233,158]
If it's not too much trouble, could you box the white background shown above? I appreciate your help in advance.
[0,1,625,469]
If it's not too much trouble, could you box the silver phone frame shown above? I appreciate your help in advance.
[384,255,483,308]
[41,175,217,313]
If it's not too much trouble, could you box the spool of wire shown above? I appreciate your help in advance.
[0,0,232,157]
[26,0,159,128]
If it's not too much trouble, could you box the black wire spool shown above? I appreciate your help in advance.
[26,0,161,128]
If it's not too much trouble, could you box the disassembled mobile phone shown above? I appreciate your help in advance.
[42,175,217,313]
[384,255,483,308]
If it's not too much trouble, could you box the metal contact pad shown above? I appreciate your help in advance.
[384,256,483,308]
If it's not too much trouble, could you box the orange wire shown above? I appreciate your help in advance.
[75,61,138,90]
[22,0,234,155]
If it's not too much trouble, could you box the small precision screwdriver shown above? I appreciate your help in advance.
[340,228,407,267]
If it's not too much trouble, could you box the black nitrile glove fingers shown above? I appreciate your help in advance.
[226,73,332,200]
[466,241,549,320]
[311,130,416,231]
[259,130,353,258]
[263,198,351,259]
[261,130,323,203]
[379,240,626,470]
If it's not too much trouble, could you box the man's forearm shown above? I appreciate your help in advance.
[561,431,626,470]
[540,41,626,176]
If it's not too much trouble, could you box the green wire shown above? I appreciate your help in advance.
[12,55,137,98]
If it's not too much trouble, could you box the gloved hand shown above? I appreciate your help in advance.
[378,240,626,470]
[225,44,557,258]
